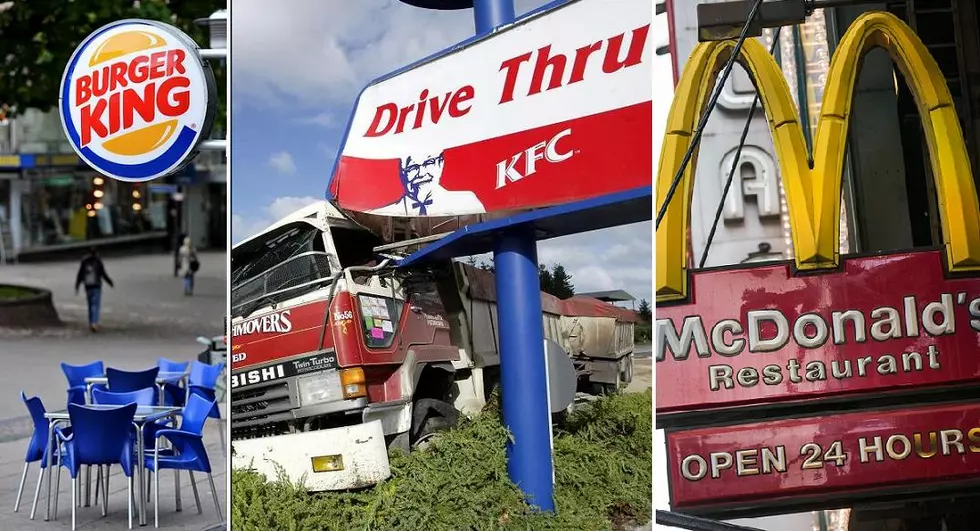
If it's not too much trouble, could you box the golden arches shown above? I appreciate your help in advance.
[656,11,980,303]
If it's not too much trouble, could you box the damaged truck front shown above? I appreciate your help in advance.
[230,201,636,491]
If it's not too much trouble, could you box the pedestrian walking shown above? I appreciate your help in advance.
[75,247,114,332]
[173,231,185,277]
[178,236,200,296]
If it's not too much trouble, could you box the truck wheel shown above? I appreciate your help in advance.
[600,368,622,396]
[410,398,459,448]
[622,356,634,384]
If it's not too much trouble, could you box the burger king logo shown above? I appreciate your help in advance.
[59,20,217,182]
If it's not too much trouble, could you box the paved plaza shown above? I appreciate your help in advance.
[0,252,227,530]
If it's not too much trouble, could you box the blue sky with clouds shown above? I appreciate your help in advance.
[230,0,654,303]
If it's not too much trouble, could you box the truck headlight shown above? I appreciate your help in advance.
[297,371,343,406]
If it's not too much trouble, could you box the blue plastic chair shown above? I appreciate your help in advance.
[56,403,138,530]
[188,361,224,418]
[61,361,107,405]
[92,388,155,406]
[157,359,189,407]
[188,361,224,389]
[16,392,71,520]
[106,367,159,392]
[107,367,160,405]
[91,387,176,509]
[156,358,189,374]
[91,388,156,507]
[145,394,222,527]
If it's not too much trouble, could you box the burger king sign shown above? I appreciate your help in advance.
[59,19,217,182]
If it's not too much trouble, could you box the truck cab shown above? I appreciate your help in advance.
[230,201,467,490]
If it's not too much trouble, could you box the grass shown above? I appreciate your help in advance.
[232,390,652,531]
[0,285,39,300]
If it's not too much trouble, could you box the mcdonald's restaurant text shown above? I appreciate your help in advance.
[657,293,980,391]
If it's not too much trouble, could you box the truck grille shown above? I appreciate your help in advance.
[231,381,294,434]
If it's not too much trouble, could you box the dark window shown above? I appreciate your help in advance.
[231,223,332,317]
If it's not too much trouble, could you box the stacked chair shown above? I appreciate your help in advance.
[14,357,225,529]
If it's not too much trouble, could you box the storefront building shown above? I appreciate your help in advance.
[0,108,225,261]
[658,1,980,530]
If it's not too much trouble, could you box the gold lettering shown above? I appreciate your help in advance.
[736,449,760,476]
[968,427,980,453]
[914,432,939,458]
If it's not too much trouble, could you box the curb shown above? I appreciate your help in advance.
[0,284,61,328]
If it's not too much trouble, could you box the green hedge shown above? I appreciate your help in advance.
[232,390,652,531]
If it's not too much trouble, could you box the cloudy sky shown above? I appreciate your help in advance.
[230,0,654,304]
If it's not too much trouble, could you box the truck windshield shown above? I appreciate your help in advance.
[231,223,332,318]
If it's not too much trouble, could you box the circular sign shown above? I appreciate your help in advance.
[59,19,217,182]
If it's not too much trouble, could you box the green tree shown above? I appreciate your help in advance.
[538,263,553,294]
[637,299,652,322]
[549,264,575,299]
[538,263,574,299]
[0,0,226,132]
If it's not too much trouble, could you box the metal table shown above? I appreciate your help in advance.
[44,405,181,526]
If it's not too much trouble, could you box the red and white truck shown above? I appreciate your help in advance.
[230,201,636,491]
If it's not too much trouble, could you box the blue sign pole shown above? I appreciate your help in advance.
[494,227,555,511]
[396,0,554,511]
[474,0,555,512]
[473,0,516,34]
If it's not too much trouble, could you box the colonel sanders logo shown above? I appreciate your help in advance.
[369,152,485,216]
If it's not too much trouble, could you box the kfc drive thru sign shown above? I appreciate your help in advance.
[328,0,652,217]
[59,19,217,182]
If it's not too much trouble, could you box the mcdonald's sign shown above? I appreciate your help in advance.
[655,12,980,426]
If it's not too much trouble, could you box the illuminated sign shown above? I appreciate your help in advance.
[667,402,980,513]
[59,19,217,182]
[656,249,980,421]
[329,0,652,217]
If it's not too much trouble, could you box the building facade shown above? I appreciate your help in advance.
[0,108,225,261]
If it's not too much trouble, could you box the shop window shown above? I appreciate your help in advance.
[23,172,165,249]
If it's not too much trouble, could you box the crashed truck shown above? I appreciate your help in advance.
[229,201,636,491]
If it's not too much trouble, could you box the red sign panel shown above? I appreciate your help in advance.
[328,0,652,217]
[667,401,980,511]
[656,250,980,420]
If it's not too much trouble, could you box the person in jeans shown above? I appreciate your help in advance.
[178,236,198,296]
[173,231,185,277]
[75,247,114,332]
